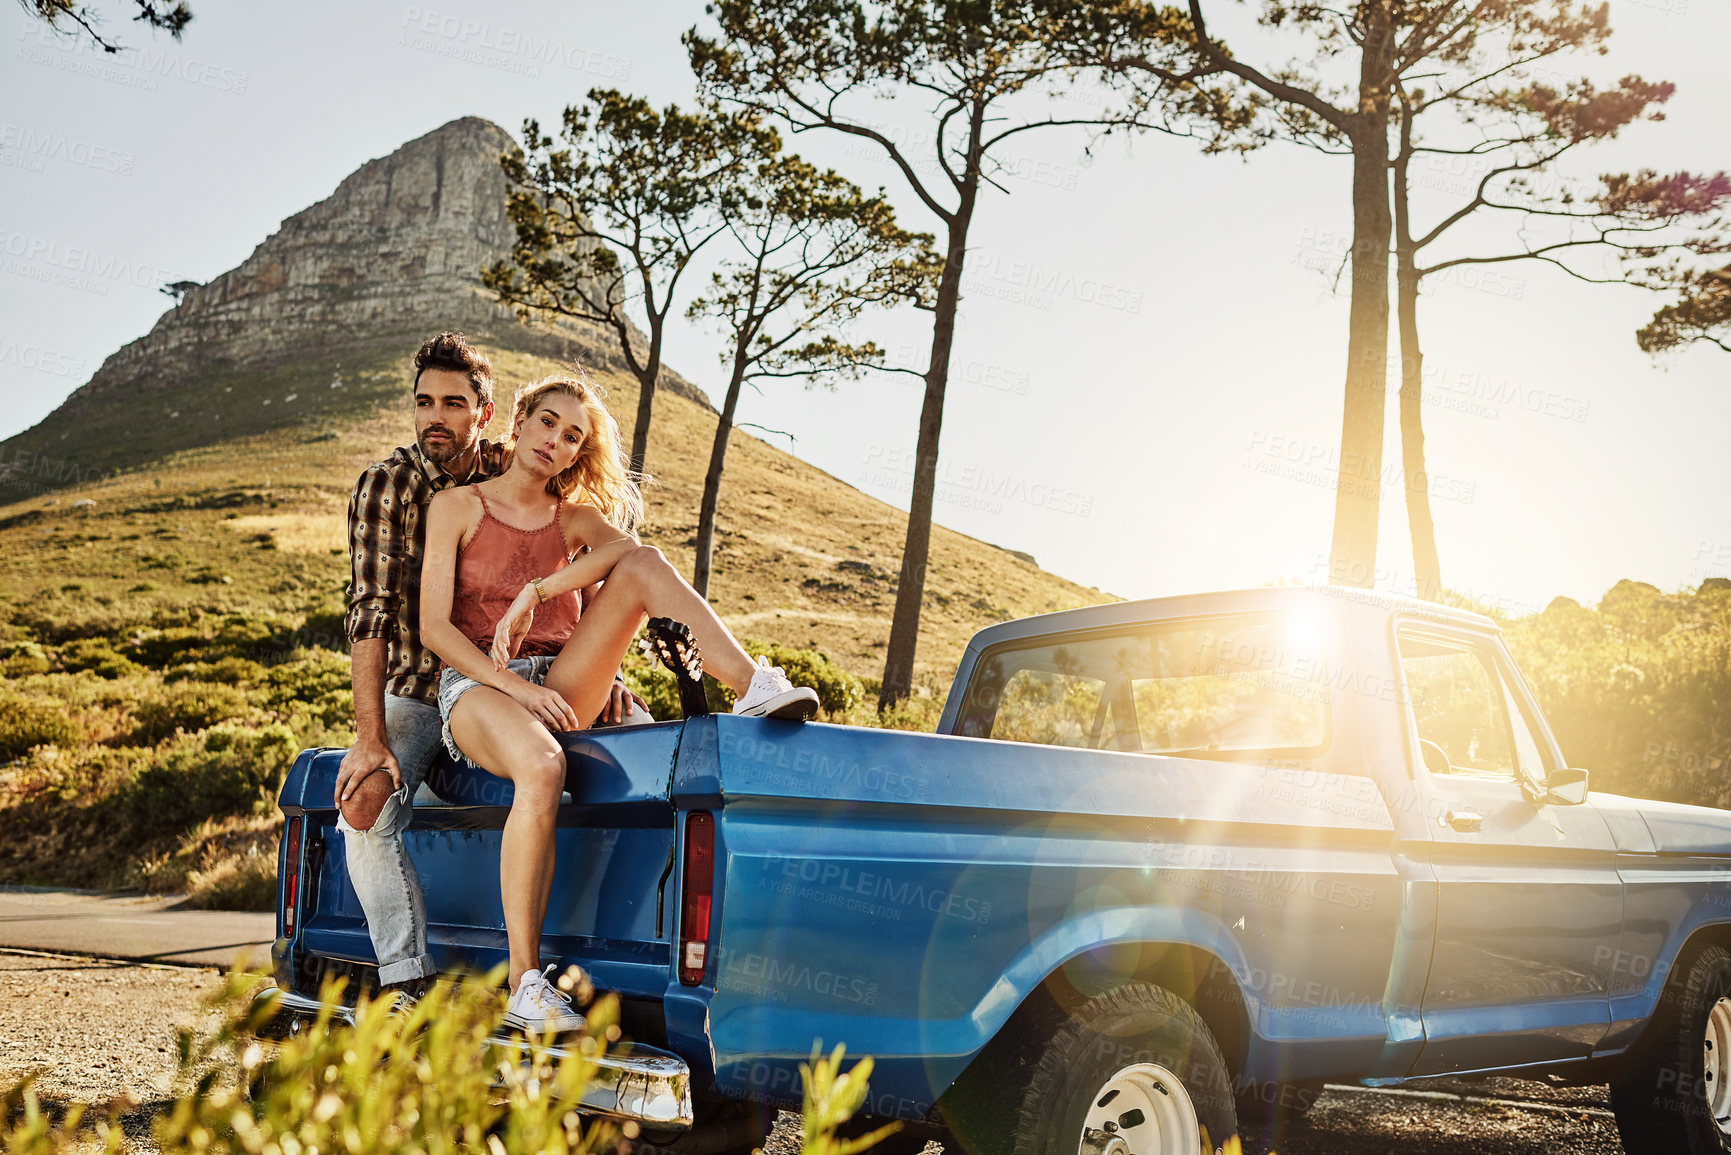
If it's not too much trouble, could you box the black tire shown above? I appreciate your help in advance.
[1005,981,1239,1155]
[1610,941,1731,1155]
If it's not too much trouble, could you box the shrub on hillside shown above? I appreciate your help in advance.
[705,641,864,716]
[622,657,680,721]
[1504,580,1731,808]
[261,650,352,728]
[745,641,863,716]
[623,639,863,720]
[0,698,83,761]
[129,682,251,743]
[124,626,212,668]
[120,723,297,834]
[59,638,143,680]
[166,656,268,684]
[0,638,52,677]
[10,593,162,643]
[181,844,278,911]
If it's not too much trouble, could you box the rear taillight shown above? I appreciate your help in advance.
[282,816,303,936]
[678,812,715,985]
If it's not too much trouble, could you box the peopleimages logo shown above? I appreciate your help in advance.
[0,230,174,296]
[964,253,1144,314]
[0,338,86,378]
[399,8,633,80]
[12,22,251,95]
[0,123,134,176]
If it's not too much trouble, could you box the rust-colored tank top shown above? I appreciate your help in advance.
[448,489,579,659]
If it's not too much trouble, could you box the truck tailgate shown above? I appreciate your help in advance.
[278,721,684,1007]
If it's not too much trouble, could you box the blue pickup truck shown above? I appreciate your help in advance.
[261,587,1731,1155]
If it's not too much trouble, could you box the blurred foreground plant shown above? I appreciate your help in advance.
[3,965,624,1155]
[799,1045,897,1155]
[2,968,905,1155]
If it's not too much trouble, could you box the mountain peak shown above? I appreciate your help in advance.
[3,116,702,484]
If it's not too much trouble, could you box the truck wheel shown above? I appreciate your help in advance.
[1010,982,1238,1155]
[1610,942,1731,1154]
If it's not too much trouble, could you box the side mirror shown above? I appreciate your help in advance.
[1546,766,1590,806]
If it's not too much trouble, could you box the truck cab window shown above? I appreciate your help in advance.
[1398,634,1515,780]
[960,616,1329,758]
[993,667,1111,749]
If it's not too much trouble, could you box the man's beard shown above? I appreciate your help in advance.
[417,427,469,465]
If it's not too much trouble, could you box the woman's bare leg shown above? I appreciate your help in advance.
[545,545,758,723]
[446,686,565,988]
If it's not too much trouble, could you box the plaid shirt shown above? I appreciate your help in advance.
[344,439,505,705]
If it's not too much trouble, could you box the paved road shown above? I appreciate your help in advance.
[0,886,274,969]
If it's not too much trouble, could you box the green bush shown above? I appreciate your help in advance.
[127,626,212,668]
[129,682,252,743]
[1505,580,1731,808]
[180,844,278,911]
[165,656,267,685]
[621,658,681,722]
[59,638,143,680]
[120,723,297,833]
[0,698,83,760]
[745,641,864,716]
[622,639,863,720]
[261,650,352,727]
[0,639,52,677]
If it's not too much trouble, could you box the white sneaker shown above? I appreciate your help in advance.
[731,657,820,721]
[504,965,585,1033]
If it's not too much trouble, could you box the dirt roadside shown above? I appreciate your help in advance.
[0,949,1628,1154]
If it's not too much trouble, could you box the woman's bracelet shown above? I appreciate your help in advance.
[530,577,547,605]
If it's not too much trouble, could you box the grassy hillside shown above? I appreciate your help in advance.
[0,344,1111,900]
[0,344,1107,680]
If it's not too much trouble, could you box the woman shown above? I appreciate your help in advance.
[419,373,817,1031]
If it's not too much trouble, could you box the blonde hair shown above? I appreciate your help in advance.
[506,371,645,534]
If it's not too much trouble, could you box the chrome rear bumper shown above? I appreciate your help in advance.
[250,986,693,1130]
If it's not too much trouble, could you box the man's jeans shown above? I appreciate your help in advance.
[336,694,443,986]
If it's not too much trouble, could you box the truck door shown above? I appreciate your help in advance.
[1395,623,1623,1076]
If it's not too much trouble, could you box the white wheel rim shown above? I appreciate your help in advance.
[1706,997,1731,1134]
[1079,1062,1202,1155]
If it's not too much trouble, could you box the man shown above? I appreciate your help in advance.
[336,331,504,999]
[337,331,641,1001]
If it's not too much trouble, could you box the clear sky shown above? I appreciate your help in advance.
[1,0,1726,614]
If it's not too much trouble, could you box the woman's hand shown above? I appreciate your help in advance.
[491,585,539,670]
[507,678,582,733]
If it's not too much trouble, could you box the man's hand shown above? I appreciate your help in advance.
[491,585,538,670]
[337,732,400,802]
[600,679,650,724]
[508,679,581,732]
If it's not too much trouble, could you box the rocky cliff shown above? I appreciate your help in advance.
[2,116,701,482]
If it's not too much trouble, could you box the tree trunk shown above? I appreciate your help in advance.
[693,347,750,599]
[622,304,666,476]
[630,381,656,478]
[629,351,659,477]
[1392,112,1442,603]
[1326,17,1395,590]
[1395,263,1441,600]
[878,206,970,711]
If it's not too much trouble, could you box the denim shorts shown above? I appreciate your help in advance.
[437,655,556,770]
